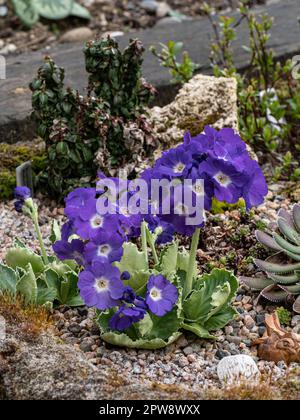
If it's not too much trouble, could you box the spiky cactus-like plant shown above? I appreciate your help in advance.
[241,204,300,313]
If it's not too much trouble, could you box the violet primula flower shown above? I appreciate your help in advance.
[14,186,31,213]
[153,145,193,178]
[64,188,96,219]
[242,160,268,210]
[78,261,125,310]
[198,158,248,204]
[14,186,31,200]
[83,229,124,264]
[61,220,75,241]
[146,274,178,317]
[53,239,85,265]
[73,198,119,240]
[109,305,146,331]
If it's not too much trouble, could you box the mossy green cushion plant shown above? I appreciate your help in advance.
[0,141,46,200]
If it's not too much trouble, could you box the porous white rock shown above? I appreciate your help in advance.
[217,355,260,385]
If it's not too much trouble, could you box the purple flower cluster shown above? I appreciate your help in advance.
[53,183,178,331]
[53,125,266,332]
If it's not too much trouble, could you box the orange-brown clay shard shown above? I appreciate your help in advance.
[253,312,300,364]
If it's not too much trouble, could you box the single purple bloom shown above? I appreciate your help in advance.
[61,221,75,241]
[109,305,146,331]
[146,274,178,317]
[199,158,247,204]
[14,186,31,200]
[53,239,85,265]
[64,188,96,219]
[83,229,124,264]
[153,145,192,178]
[78,261,125,310]
[242,160,268,210]
[73,198,119,240]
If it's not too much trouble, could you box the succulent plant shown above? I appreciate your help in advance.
[241,204,300,313]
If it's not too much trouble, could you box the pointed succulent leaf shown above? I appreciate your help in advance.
[268,272,299,285]
[260,284,288,303]
[278,283,300,294]
[284,249,300,261]
[293,295,300,314]
[277,218,300,245]
[278,208,295,230]
[255,230,282,251]
[254,258,300,274]
[240,276,273,290]
[273,233,300,254]
[292,204,300,233]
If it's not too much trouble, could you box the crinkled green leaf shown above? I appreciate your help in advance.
[177,248,198,276]
[13,238,27,248]
[115,243,148,277]
[210,282,231,311]
[12,0,39,28]
[149,307,183,341]
[37,286,57,306]
[183,269,238,323]
[0,264,18,295]
[204,307,237,331]
[5,247,44,274]
[16,263,37,304]
[100,331,182,349]
[34,0,73,20]
[158,241,178,277]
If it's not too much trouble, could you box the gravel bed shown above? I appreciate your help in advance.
[0,0,266,55]
[0,182,299,390]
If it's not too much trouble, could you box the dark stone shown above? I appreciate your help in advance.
[68,323,81,335]
[216,349,230,359]
[256,313,266,326]
[258,326,266,337]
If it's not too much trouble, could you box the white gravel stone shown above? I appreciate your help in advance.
[217,355,260,385]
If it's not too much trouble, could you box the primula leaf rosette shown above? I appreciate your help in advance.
[49,126,267,349]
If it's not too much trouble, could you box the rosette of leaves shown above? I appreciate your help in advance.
[0,230,83,308]
[12,0,90,28]
[241,205,300,313]
[97,237,238,349]
[30,39,156,198]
